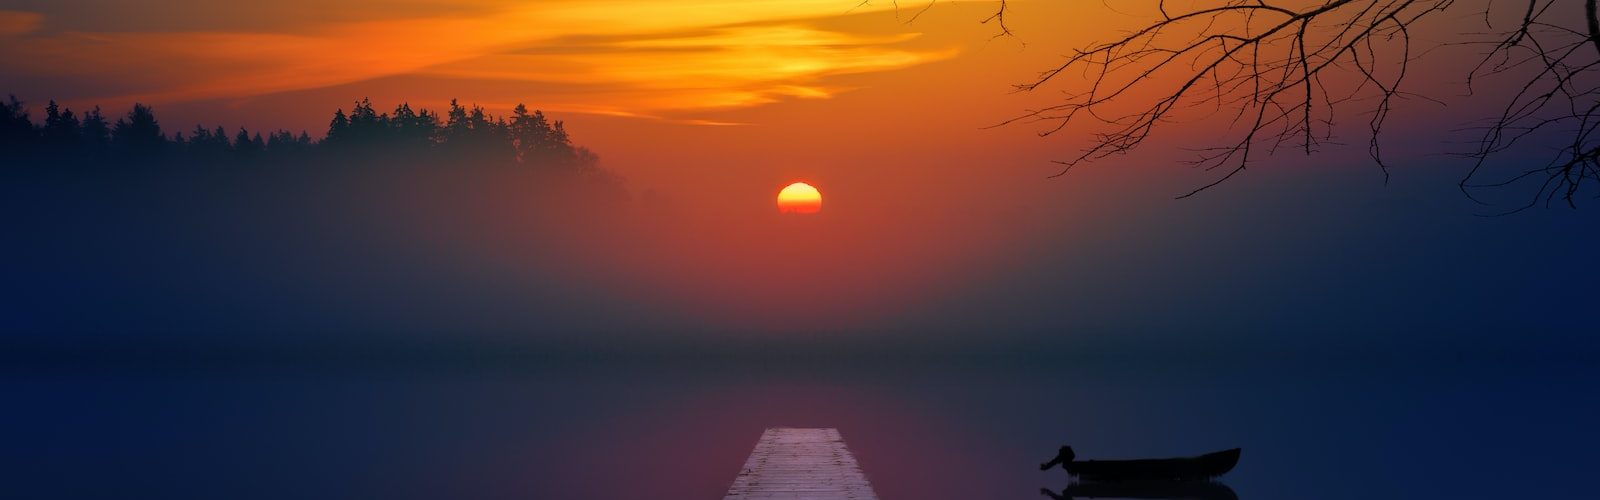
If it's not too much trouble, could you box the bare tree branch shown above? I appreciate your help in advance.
[991,0,1600,208]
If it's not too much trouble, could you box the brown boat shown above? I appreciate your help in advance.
[1040,446,1241,482]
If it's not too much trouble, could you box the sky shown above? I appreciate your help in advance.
[3,0,1598,355]
[1,1,956,120]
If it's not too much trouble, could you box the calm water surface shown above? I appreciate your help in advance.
[5,357,1596,499]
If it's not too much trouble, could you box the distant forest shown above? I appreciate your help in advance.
[0,95,604,176]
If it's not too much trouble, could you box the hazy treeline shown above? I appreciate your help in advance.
[3,95,637,336]
[1,95,608,177]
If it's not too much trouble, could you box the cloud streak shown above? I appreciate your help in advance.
[0,1,954,120]
[0,10,42,37]
[424,25,954,114]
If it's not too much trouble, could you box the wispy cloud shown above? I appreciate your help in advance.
[423,25,954,114]
[0,1,955,119]
[0,10,42,37]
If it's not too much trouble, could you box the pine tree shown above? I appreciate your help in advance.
[233,127,262,157]
[187,124,219,156]
[266,130,293,152]
[43,100,82,148]
[81,106,111,151]
[551,120,569,146]
[510,103,551,161]
[391,102,435,146]
[327,109,350,144]
[446,99,470,141]
[415,109,439,145]
[112,103,164,155]
[0,95,37,148]
[346,98,387,144]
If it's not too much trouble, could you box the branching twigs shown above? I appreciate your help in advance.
[998,0,1447,197]
[981,0,1014,38]
[999,0,1600,207]
[1459,0,1600,211]
[866,0,1015,36]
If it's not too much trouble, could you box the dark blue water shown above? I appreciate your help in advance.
[5,354,1595,499]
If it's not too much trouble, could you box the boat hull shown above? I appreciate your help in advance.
[1064,448,1240,482]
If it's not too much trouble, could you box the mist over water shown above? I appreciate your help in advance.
[6,353,1596,499]
[6,170,1599,499]
[5,119,1599,500]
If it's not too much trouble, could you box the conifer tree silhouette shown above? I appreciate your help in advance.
[112,104,164,155]
[2,95,601,177]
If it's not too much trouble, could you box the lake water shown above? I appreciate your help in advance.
[5,353,1596,499]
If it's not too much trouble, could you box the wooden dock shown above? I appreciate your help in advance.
[723,428,879,500]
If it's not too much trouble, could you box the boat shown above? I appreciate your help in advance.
[1040,446,1240,482]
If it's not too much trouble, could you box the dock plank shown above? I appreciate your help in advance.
[723,428,879,500]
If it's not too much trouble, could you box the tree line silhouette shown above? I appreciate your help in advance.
[1,95,600,173]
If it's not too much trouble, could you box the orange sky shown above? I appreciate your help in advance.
[0,1,1496,200]
[0,0,1536,335]
[2,2,959,116]
[0,1,1117,334]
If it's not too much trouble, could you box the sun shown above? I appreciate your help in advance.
[777,182,822,214]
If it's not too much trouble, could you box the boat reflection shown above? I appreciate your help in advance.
[1040,480,1238,500]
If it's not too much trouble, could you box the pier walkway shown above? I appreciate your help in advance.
[723,428,879,500]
